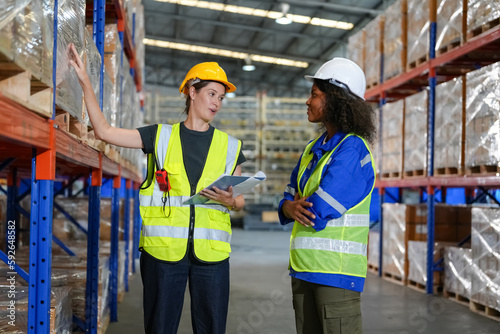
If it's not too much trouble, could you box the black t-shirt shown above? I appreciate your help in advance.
[137,122,246,187]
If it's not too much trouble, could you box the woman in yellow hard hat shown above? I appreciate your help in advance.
[69,43,245,333]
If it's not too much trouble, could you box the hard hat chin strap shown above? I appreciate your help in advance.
[328,79,354,97]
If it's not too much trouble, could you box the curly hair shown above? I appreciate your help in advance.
[315,79,377,145]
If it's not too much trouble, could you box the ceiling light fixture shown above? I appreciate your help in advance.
[144,38,309,68]
[275,3,292,25]
[242,57,256,71]
[154,0,353,30]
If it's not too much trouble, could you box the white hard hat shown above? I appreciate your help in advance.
[305,58,366,100]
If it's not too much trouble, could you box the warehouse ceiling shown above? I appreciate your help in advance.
[143,0,396,97]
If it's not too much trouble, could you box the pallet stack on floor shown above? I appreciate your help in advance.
[356,0,500,322]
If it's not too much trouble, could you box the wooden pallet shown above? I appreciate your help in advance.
[0,66,52,118]
[443,289,470,307]
[366,81,380,90]
[367,263,379,274]
[434,167,461,176]
[54,111,91,140]
[380,172,402,180]
[382,271,405,286]
[404,169,426,178]
[467,18,500,40]
[407,54,429,71]
[465,165,500,176]
[436,40,461,56]
[407,279,441,295]
[469,300,500,322]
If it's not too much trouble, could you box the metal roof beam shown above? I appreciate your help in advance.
[144,11,342,43]
[283,0,382,16]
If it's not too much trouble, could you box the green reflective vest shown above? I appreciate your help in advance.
[139,123,241,262]
[290,133,376,278]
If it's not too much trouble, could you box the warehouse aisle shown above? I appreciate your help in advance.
[107,228,500,334]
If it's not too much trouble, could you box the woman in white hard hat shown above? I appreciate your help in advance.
[69,44,245,333]
[278,58,376,334]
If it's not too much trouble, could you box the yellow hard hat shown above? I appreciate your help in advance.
[179,62,236,95]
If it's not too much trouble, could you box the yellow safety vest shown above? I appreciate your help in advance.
[290,133,376,278]
[139,123,241,262]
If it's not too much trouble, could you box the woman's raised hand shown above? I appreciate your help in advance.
[68,43,90,88]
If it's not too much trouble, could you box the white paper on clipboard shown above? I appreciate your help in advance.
[182,171,266,205]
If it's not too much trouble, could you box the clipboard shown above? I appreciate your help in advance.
[182,171,266,205]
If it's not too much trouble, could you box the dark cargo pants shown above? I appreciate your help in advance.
[291,277,363,334]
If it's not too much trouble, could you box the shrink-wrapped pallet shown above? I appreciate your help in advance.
[56,0,86,122]
[383,0,407,81]
[84,27,102,126]
[382,203,406,280]
[408,241,453,288]
[135,3,145,85]
[347,29,365,72]
[0,0,53,87]
[436,0,464,52]
[364,15,384,87]
[471,207,500,312]
[404,90,428,174]
[444,246,472,298]
[467,0,500,34]
[103,68,114,126]
[435,77,463,171]
[465,62,500,168]
[407,0,430,67]
[370,106,380,174]
[104,25,122,128]
[381,100,404,177]
[368,229,380,270]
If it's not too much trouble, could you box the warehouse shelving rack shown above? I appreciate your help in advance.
[366,14,500,295]
[0,0,143,333]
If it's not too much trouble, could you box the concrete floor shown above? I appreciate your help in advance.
[107,228,500,334]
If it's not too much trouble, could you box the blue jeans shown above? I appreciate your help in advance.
[140,250,230,334]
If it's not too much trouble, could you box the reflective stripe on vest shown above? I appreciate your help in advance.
[290,133,375,277]
[139,123,241,262]
[142,225,231,244]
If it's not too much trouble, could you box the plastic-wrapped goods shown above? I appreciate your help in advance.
[56,0,86,122]
[0,0,31,29]
[370,106,380,174]
[436,0,463,52]
[465,62,500,168]
[84,27,102,126]
[364,15,384,87]
[0,310,27,333]
[471,207,500,312]
[444,246,472,298]
[381,100,404,176]
[382,203,406,279]
[368,230,380,270]
[103,24,122,129]
[72,257,111,334]
[347,29,365,72]
[404,90,428,173]
[435,77,463,171]
[407,0,429,67]
[135,3,145,86]
[383,0,407,81]
[408,241,454,287]
[51,286,73,334]
[0,0,53,87]
[103,68,114,126]
[467,0,500,34]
